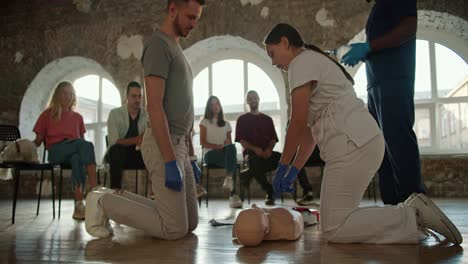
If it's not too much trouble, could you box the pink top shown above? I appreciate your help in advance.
[33,109,86,149]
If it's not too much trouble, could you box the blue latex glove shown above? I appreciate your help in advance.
[281,166,300,193]
[191,160,201,184]
[273,163,289,198]
[165,160,183,192]
[340,42,371,67]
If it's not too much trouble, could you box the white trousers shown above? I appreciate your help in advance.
[320,134,419,244]
[100,129,198,240]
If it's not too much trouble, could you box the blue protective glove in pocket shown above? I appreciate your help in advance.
[191,160,202,184]
[281,166,300,193]
[340,42,371,67]
[165,160,183,192]
[273,163,288,198]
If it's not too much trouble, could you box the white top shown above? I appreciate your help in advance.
[288,49,381,161]
[200,118,232,152]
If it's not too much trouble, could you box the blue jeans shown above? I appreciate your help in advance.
[48,139,96,186]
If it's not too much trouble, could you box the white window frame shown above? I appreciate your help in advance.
[73,75,121,164]
[416,28,468,154]
[192,59,284,160]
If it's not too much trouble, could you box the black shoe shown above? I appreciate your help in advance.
[297,191,314,206]
[265,194,275,206]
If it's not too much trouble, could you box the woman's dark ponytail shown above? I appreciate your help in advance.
[265,23,355,85]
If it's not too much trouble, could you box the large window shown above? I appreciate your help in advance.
[193,59,282,158]
[73,75,121,163]
[353,39,468,154]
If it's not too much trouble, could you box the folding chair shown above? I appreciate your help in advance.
[0,124,55,224]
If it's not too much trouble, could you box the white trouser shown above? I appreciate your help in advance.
[100,129,198,240]
[320,134,419,244]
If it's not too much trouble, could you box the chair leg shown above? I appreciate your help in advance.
[12,169,20,225]
[36,170,44,216]
[247,184,251,205]
[205,168,209,208]
[51,169,55,219]
[59,169,63,219]
[135,170,139,194]
[104,171,107,187]
[293,180,297,202]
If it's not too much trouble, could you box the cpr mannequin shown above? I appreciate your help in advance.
[232,204,304,247]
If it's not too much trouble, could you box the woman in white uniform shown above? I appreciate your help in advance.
[264,23,462,245]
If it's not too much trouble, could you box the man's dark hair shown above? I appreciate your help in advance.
[167,0,205,11]
[126,81,141,95]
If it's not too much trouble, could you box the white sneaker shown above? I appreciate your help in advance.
[85,188,115,238]
[229,194,243,208]
[408,193,462,245]
[223,176,233,191]
[73,201,85,220]
[404,193,419,205]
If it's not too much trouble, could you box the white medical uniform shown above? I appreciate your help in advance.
[288,49,419,244]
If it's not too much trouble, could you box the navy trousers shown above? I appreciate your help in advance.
[366,39,425,205]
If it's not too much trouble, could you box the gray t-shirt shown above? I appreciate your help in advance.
[141,31,194,136]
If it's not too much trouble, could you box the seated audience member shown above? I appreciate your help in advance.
[200,96,242,208]
[105,81,148,191]
[33,81,98,220]
[235,90,279,206]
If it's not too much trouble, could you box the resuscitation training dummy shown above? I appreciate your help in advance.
[232,204,305,247]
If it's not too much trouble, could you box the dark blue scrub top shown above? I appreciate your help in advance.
[366,0,417,41]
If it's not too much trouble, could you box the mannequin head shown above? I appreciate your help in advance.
[233,207,269,246]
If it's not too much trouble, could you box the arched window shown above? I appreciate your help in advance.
[353,38,468,154]
[192,59,282,158]
[73,75,121,163]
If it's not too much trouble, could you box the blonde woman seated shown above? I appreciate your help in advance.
[200,96,242,208]
[33,81,98,220]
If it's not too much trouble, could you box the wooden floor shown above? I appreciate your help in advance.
[0,198,466,264]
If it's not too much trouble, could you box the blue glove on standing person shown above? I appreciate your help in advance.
[165,160,183,192]
[191,160,201,184]
[341,42,371,67]
[273,163,289,198]
[281,166,300,193]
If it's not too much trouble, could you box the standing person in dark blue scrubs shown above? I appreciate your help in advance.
[341,0,425,205]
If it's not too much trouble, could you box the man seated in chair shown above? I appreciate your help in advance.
[105,81,148,191]
[235,90,279,206]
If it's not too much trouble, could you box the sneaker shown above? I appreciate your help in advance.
[265,194,275,206]
[223,176,233,191]
[297,191,314,206]
[73,201,85,220]
[407,193,463,245]
[85,188,114,238]
[229,194,243,208]
[197,185,207,198]
[403,193,419,205]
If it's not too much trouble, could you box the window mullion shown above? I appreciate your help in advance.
[208,64,213,96]
[97,77,103,162]
[243,60,248,112]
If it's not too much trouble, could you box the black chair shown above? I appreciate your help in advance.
[102,135,148,195]
[0,125,55,224]
[239,156,283,205]
[200,147,241,207]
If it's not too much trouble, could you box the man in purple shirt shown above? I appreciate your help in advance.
[235,90,279,205]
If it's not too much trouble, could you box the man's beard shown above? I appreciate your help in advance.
[174,16,188,38]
